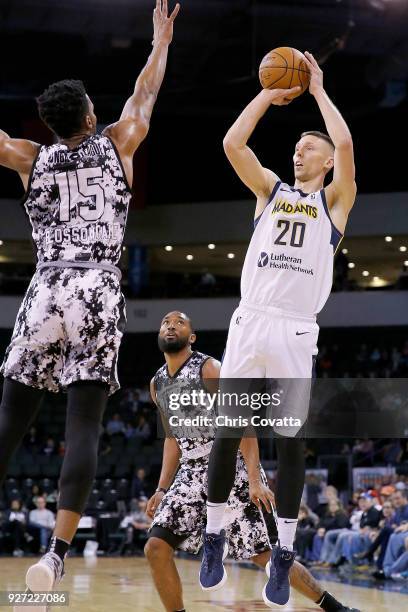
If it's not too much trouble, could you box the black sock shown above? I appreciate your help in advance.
[47,536,70,562]
[317,591,344,611]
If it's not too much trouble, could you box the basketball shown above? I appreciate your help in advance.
[259,47,310,99]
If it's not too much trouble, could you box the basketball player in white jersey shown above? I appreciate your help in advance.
[0,2,179,607]
[146,311,360,612]
[200,52,356,608]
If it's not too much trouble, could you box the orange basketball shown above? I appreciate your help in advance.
[259,47,310,99]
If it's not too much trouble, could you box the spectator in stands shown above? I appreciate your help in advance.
[43,437,56,456]
[388,536,408,581]
[23,426,40,453]
[330,493,382,567]
[382,440,403,465]
[28,496,55,553]
[312,500,350,565]
[134,415,151,441]
[373,489,408,579]
[295,504,318,562]
[58,440,66,457]
[131,468,149,499]
[27,484,42,511]
[315,485,339,518]
[124,422,137,439]
[197,268,216,296]
[3,500,30,557]
[120,389,140,414]
[119,498,152,554]
[382,526,408,579]
[379,485,396,506]
[355,499,394,566]
[106,413,126,437]
[138,384,151,404]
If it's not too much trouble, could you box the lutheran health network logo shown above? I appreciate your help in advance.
[258,252,269,267]
[256,251,310,273]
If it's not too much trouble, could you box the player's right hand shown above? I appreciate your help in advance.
[260,87,301,106]
[153,0,180,46]
[249,480,275,513]
[146,491,165,518]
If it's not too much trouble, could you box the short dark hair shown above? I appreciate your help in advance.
[36,79,89,138]
[300,130,334,150]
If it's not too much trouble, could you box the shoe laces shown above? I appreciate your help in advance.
[272,547,295,586]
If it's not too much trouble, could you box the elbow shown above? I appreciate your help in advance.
[223,135,240,156]
[223,135,234,152]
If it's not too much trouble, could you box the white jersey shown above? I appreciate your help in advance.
[241,181,342,316]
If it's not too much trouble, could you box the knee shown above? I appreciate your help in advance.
[144,537,172,564]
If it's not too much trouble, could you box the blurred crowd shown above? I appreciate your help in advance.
[296,480,408,582]
[316,339,408,377]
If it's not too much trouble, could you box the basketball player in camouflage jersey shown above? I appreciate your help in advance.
[200,53,356,607]
[145,311,359,612]
[0,0,179,604]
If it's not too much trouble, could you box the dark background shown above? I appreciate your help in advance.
[1,0,407,203]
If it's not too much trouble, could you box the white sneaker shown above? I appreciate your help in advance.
[26,552,64,591]
[13,553,64,612]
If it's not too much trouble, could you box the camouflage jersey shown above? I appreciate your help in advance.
[23,134,131,271]
[153,351,217,460]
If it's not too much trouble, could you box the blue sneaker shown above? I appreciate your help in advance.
[199,530,229,591]
[263,545,296,606]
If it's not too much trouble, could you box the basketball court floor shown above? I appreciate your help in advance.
[1,557,407,611]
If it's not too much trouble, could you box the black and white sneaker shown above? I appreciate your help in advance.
[13,553,65,612]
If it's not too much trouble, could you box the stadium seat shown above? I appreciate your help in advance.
[40,478,55,493]
[116,478,130,499]
[7,488,22,502]
[103,489,118,511]
[101,479,114,493]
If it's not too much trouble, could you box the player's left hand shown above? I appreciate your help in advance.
[303,51,324,96]
[153,0,180,46]
[249,480,275,513]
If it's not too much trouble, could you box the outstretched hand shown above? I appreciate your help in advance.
[153,0,180,46]
[304,51,324,96]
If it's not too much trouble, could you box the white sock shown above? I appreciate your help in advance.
[277,517,298,551]
[206,502,227,534]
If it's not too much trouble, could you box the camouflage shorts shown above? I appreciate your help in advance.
[1,268,126,395]
[151,453,271,560]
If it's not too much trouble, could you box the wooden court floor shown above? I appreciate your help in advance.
[0,557,406,611]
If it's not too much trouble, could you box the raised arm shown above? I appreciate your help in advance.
[104,1,180,172]
[223,86,300,219]
[304,51,356,231]
[0,129,40,188]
